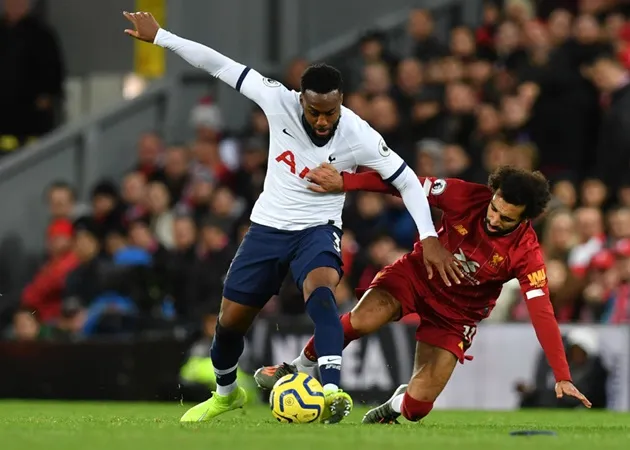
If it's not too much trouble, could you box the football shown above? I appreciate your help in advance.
[269,372,325,423]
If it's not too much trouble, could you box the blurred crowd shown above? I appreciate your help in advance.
[0,0,65,155]
[6,0,630,342]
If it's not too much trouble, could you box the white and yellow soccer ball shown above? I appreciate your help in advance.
[269,372,325,423]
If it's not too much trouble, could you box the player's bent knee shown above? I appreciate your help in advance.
[401,392,434,422]
[349,288,402,334]
[303,266,340,292]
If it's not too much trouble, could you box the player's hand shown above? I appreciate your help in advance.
[421,237,463,287]
[123,11,160,43]
[555,381,592,408]
[305,163,344,193]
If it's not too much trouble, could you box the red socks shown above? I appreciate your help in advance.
[302,312,361,361]
[401,392,434,422]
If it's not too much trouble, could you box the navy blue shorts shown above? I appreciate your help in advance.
[223,222,343,308]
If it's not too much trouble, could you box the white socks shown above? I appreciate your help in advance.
[292,351,342,393]
[216,380,237,396]
[292,349,317,372]
[391,393,404,413]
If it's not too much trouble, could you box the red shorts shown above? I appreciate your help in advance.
[359,253,477,364]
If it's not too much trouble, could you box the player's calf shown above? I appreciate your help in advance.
[298,287,402,369]
[297,312,363,370]
[210,322,246,396]
[304,285,343,392]
[210,299,259,396]
[400,392,434,422]
[396,341,457,422]
[253,312,359,391]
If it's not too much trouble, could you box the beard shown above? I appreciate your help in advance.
[483,217,519,237]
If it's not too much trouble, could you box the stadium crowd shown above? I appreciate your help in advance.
[5,0,630,342]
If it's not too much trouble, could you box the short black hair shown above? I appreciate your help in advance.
[300,63,343,94]
[488,166,551,220]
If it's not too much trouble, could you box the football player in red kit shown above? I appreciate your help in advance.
[254,164,592,423]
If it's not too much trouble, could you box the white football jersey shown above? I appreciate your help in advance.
[154,28,437,239]
[237,68,407,231]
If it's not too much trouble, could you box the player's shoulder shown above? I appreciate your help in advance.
[509,223,544,269]
[439,178,492,201]
[253,74,299,109]
[338,107,379,144]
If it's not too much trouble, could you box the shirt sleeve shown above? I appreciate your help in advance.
[341,172,483,212]
[351,123,437,240]
[512,243,572,382]
[419,177,488,212]
[153,28,286,113]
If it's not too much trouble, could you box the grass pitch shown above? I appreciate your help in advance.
[1,401,628,450]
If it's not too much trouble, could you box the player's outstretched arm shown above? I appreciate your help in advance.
[514,255,592,408]
[342,171,400,196]
[123,11,279,109]
[347,127,463,286]
[306,164,399,196]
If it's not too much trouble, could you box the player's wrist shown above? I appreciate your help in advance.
[153,27,168,45]
[340,172,350,191]
[420,231,439,241]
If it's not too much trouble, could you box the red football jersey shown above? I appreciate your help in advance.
[411,177,548,324]
[342,170,571,382]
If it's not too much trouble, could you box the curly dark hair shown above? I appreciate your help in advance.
[300,63,344,94]
[487,166,551,219]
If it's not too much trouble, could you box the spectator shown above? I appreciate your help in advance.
[0,0,65,153]
[135,131,164,177]
[190,96,240,172]
[149,145,191,206]
[63,219,106,309]
[345,30,398,92]
[167,215,198,319]
[406,9,447,62]
[588,54,630,197]
[283,57,309,92]
[186,218,235,320]
[46,181,84,220]
[145,181,175,249]
[361,62,392,98]
[20,219,79,322]
[120,171,148,225]
[89,179,125,242]
[602,238,630,323]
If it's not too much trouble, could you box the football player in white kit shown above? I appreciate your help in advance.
[123,11,462,424]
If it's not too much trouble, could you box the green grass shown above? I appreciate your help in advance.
[1,401,629,450]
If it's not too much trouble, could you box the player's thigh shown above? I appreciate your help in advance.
[347,287,402,335]
[290,225,343,298]
[407,340,458,402]
[354,253,420,324]
[223,223,289,309]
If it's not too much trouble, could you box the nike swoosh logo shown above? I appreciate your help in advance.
[282,128,294,138]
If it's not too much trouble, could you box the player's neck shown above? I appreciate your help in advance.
[301,114,337,147]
